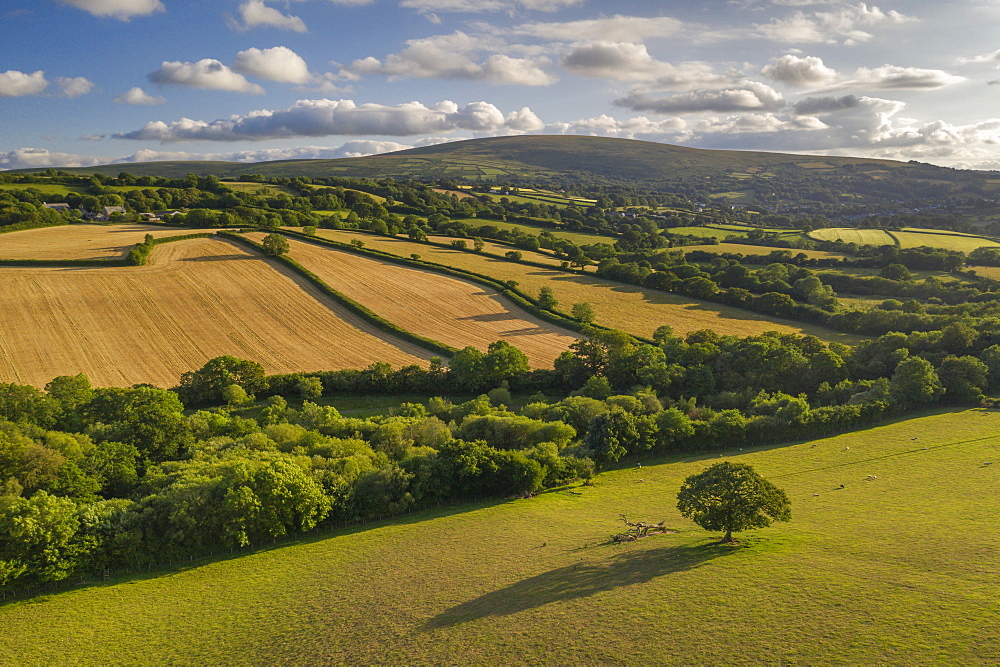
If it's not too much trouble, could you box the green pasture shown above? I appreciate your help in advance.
[447,217,614,246]
[1,408,997,664]
[669,226,736,240]
[708,191,756,204]
[892,229,1000,252]
[222,182,299,196]
[808,228,896,246]
[0,182,86,196]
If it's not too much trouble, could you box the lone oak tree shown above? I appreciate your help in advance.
[676,462,790,543]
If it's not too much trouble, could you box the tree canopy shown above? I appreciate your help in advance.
[676,462,791,543]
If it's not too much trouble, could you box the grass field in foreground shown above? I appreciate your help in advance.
[0,223,202,260]
[315,230,859,344]
[1,408,997,665]
[0,237,430,387]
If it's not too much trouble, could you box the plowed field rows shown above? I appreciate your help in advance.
[0,224,209,260]
[314,230,859,344]
[0,238,431,387]
[248,234,578,368]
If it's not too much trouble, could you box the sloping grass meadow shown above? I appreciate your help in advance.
[1,408,997,664]
[808,228,897,245]
[893,229,1000,252]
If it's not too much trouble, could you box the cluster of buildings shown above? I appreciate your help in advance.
[42,203,180,223]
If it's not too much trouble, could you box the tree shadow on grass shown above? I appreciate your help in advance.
[424,541,735,630]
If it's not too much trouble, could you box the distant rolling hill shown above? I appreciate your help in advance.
[19,135,997,204]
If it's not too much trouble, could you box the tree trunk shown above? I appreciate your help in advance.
[722,528,733,543]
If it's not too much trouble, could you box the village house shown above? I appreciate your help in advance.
[95,206,126,221]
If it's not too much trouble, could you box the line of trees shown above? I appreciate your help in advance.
[3,313,1000,594]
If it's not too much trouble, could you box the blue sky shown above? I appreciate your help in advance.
[3,0,1000,170]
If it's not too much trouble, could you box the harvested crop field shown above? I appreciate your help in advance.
[0,224,207,261]
[0,237,431,387]
[807,228,895,246]
[424,235,580,269]
[247,233,578,368]
[315,230,859,344]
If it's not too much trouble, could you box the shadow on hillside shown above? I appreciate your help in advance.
[424,541,733,629]
[459,312,520,323]
[0,497,514,609]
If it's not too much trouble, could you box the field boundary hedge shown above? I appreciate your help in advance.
[219,231,459,358]
[0,230,214,267]
[0,219,70,235]
[278,228,645,343]
[128,232,215,266]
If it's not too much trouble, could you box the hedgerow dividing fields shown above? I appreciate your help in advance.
[0,237,431,387]
[247,233,579,368]
[314,230,859,344]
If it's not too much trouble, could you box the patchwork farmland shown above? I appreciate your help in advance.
[246,233,579,368]
[0,236,431,387]
[314,229,859,343]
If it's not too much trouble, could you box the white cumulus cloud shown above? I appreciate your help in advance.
[114,86,166,105]
[229,0,307,33]
[616,81,785,114]
[233,46,312,84]
[55,76,95,98]
[114,98,541,142]
[0,70,49,98]
[55,0,164,20]
[815,65,965,92]
[402,0,583,13]
[348,32,554,85]
[561,42,731,88]
[546,114,687,141]
[0,141,414,171]
[512,15,685,42]
[148,59,266,94]
[0,147,107,170]
[761,55,838,85]
[752,2,912,44]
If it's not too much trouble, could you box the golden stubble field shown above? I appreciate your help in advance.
[0,237,432,387]
[316,230,859,344]
[0,223,209,260]
[248,233,579,368]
